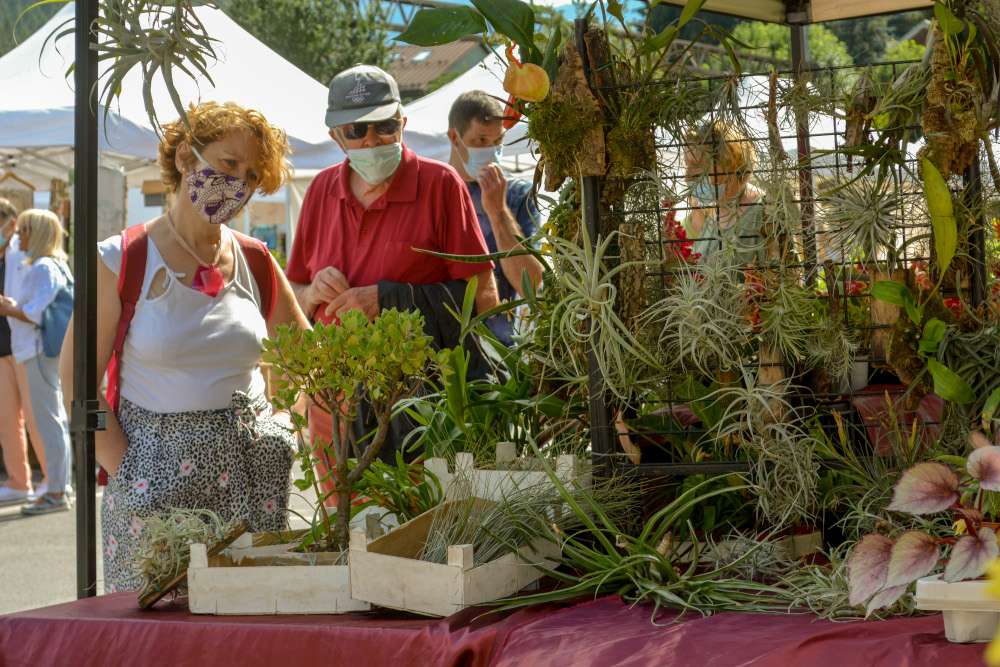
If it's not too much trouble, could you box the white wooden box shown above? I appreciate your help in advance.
[425,445,583,502]
[916,575,1000,643]
[188,530,370,615]
[348,499,558,617]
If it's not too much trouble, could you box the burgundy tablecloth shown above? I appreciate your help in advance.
[0,593,987,667]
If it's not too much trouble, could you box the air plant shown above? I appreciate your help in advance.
[135,508,236,601]
[820,175,901,270]
[644,255,751,379]
[757,277,825,366]
[777,543,918,620]
[419,474,633,567]
[705,380,821,529]
[542,227,660,402]
[39,0,222,134]
[848,439,1000,615]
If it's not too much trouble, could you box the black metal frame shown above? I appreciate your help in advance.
[72,0,103,599]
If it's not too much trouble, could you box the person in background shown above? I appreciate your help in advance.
[0,209,72,515]
[684,121,765,266]
[287,65,499,478]
[447,90,544,344]
[60,101,310,592]
[0,199,48,506]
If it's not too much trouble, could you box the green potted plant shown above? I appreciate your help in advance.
[186,309,440,615]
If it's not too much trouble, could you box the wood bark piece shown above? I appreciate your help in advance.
[538,41,605,192]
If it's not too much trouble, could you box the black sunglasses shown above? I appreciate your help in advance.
[341,118,402,140]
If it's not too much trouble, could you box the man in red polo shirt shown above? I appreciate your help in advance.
[286,65,498,490]
[287,64,498,324]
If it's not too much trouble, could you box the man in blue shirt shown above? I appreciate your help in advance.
[447,91,543,344]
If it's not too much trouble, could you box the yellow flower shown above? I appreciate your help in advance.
[986,559,1000,666]
[954,519,967,535]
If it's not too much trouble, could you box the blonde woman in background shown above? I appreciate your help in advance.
[0,199,49,506]
[684,121,765,265]
[0,209,73,515]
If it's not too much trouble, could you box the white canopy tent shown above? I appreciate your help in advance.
[0,4,538,238]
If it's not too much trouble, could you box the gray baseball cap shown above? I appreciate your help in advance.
[325,64,402,128]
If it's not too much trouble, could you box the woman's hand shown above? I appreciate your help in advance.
[0,294,16,315]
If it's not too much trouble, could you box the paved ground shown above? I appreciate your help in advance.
[0,472,316,615]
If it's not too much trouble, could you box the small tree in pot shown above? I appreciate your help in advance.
[263,309,437,551]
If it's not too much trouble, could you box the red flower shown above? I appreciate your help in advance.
[943,297,964,317]
[846,280,868,296]
[662,200,697,264]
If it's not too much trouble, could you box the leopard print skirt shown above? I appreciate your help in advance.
[101,391,295,593]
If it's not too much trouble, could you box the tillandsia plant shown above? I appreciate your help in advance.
[819,173,902,271]
[263,309,437,552]
[848,440,1000,614]
[33,0,222,134]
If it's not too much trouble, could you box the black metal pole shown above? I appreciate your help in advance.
[72,0,102,599]
[789,20,818,285]
[965,159,986,307]
[575,18,614,476]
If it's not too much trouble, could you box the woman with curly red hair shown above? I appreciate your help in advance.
[61,102,310,591]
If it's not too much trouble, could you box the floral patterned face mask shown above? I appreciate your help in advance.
[186,148,250,225]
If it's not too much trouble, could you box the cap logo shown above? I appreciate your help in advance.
[346,74,369,105]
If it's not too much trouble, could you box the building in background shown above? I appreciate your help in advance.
[386,37,490,102]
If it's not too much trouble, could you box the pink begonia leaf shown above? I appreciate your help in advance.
[943,527,1000,583]
[885,531,940,588]
[886,462,960,515]
[866,584,909,615]
[848,534,894,607]
[968,446,1000,491]
[970,431,993,450]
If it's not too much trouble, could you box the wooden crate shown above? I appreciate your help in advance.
[188,529,372,615]
[348,499,558,617]
[424,445,582,502]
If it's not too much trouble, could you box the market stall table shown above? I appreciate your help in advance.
[0,593,987,666]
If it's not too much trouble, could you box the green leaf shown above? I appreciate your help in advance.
[871,280,912,306]
[927,359,975,404]
[470,0,540,63]
[607,0,625,23]
[922,157,956,274]
[541,24,563,84]
[918,318,947,357]
[904,297,924,327]
[982,386,1000,433]
[934,2,965,36]
[395,7,488,46]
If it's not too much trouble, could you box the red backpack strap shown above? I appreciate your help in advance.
[104,224,149,418]
[232,230,277,321]
[99,224,148,486]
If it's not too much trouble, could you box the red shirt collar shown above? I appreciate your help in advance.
[330,144,419,204]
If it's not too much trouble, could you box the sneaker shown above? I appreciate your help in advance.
[0,486,31,507]
[20,493,71,516]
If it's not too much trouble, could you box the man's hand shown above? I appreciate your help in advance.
[306,267,350,314]
[324,285,379,321]
[478,164,508,219]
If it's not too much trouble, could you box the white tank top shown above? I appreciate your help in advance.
[98,227,268,413]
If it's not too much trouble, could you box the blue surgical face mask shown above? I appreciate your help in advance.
[691,179,720,205]
[345,142,403,185]
[463,143,503,178]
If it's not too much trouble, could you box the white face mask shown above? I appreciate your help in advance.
[345,142,403,185]
[458,138,503,179]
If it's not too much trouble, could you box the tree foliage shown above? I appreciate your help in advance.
[0,0,60,58]
[220,0,389,85]
[730,21,853,69]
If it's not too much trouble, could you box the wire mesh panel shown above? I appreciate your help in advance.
[585,58,991,483]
